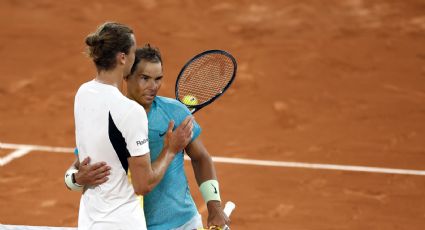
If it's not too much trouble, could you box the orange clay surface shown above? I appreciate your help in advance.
[1,0,425,229]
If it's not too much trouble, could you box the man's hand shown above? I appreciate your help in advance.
[163,116,194,154]
[207,201,230,229]
[74,157,111,186]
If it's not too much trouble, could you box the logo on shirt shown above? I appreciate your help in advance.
[136,139,149,146]
[159,131,166,137]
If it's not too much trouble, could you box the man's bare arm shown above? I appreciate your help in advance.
[186,137,230,228]
[129,116,194,195]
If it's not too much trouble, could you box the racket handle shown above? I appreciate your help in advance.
[223,201,236,216]
[222,201,236,230]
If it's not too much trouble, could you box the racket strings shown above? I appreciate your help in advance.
[179,57,229,102]
[178,53,234,105]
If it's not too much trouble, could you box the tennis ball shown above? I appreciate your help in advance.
[182,95,199,106]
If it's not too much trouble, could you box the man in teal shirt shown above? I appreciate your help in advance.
[66,44,230,229]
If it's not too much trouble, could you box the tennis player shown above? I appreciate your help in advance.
[67,44,230,230]
[71,23,193,230]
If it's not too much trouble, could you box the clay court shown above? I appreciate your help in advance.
[1,0,425,229]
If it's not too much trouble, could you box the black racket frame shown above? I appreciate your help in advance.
[175,49,237,114]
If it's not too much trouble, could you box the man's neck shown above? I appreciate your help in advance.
[143,103,152,114]
[125,95,152,113]
[95,69,124,89]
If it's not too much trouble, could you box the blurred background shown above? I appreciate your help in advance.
[1,0,425,229]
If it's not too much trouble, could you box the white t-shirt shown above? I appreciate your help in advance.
[74,80,149,230]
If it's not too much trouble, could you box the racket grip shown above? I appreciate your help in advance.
[222,201,236,229]
[223,201,236,216]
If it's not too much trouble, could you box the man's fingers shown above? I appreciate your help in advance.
[93,165,111,176]
[181,118,194,135]
[185,121,194,138]
[89,161,108,171]
[187,121,194,133]
[98,166,111,175]
[167,120,175,133]
[94,176,109,185]
[186,129,193,139]
[180,116,194,129]
[80,157,91,166]
[185,118,194,129]
[174,116,194,134]
[94,170,110,180]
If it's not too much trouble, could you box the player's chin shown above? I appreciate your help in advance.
[143,95,155,103]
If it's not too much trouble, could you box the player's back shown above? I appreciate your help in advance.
[74,80,148,230]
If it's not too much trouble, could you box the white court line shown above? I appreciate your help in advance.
[0,143,74,153]
[208,156,425,176]
[0,148,33,166]
[1,142,425,176]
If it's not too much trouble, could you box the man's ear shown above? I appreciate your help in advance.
[117,52,126,65]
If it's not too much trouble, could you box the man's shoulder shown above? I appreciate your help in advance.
[110,94,146,120]
[109,92,140,112]
[124,100,146,117]
[155,96,187,111]
[76,80,94,94]
[152,96,192,123]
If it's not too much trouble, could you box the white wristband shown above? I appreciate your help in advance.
[65,168,83,191]
[199,179,221,203]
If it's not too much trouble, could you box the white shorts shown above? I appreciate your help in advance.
[171,213,203,230]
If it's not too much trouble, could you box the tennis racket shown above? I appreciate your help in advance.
[175,50,237,229]
[175,50,237,114]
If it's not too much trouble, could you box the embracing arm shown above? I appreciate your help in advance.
[64,156,111,191]
[186,137,230,228]
[128,148,174,195]
[64,157,82,191]
[66,115,193,193]
[129,116,194,195]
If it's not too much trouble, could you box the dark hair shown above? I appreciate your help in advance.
[130,44,162,75]
[85,22,134,72]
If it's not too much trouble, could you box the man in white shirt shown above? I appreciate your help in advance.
[71,22,193,230]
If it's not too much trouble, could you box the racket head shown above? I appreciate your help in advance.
[175,50,237,113]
